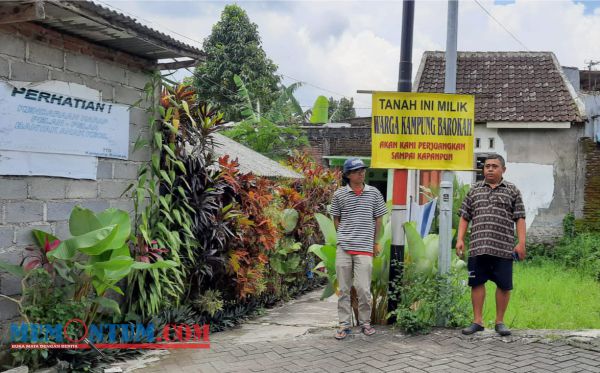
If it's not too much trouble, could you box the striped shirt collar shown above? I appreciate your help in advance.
[344,184,373,193]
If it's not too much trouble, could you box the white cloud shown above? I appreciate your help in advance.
[100,0,600,116]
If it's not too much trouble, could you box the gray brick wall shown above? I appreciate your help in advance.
[0,26,156,310]
[0,180,27,200]
[65,52,97,76]
[11,60,49,81]
[28,41,64,68]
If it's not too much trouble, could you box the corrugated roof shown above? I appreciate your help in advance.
[212,133,302,179]
[414,51,584,122]
[33,0,204,61]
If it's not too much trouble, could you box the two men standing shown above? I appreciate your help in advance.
[330,154,526,338]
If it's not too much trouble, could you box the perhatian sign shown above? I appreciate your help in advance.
[371,92,475,170]
[0,81,129,159]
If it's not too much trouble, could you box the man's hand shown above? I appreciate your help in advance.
[455,240,465,258]
[514,243,526,261]
[373,243,381,256]
[456,217,469,259]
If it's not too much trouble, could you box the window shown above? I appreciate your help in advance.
[474,154,492,182]
[475,138,481,149]
[489,138,495,149]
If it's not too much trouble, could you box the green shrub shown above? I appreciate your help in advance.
[553,233,600,281]
[563,213,576,239]
[389,265,471,334]
[194,289,224,317]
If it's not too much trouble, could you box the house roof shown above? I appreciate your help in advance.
[24,0,204,61]
[212,133,302,179]
[414,51,584,122]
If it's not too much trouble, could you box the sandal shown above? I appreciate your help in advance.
[335,327,351,340]
[362,324,376,336]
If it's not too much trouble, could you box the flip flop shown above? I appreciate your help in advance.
[362,324,376,336]
[335,327,351,340]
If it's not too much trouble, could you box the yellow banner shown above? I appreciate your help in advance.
[371,92,475,170]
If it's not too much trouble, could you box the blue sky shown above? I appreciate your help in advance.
[498,0,600,14]
[574,0,600,13]
[99,0,600,116]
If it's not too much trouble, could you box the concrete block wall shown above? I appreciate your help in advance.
[304,126,372,162]
[0,22,156,317]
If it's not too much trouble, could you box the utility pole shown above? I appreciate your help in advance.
[585,60,600,91]
[388,0,414,316]
[439,0,458,277]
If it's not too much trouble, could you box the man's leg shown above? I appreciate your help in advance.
[335,249,353,328]
[463,255,488,335]
[495,288,510,324]
[472,284,486,325]
[491,257,513,336]
[353,254,373,329]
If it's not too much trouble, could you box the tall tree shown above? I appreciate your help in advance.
[194,5,281,121]
[328,97,356,121]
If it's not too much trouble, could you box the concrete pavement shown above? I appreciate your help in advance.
[115,290,600,373]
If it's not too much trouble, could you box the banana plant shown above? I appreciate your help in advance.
[308,213,338,299]
[0,206,178,324]
[224,75,308,160]
[371,205,392,324]
[309,96,329,124]
[45,206,177,322]
[404,221,466,278]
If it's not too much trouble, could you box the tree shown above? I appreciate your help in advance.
[328,97,356,121]
[194,5,281,121]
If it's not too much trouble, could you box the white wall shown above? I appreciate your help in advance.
[459,125,555,229]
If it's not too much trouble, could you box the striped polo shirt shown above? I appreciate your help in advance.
[330,184,388,254]
[458,179,526,259]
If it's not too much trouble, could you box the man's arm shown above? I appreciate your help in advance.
[373,216,383,255]
[514,217,526,260]
[455,216,469,258]
[334,216,340,231]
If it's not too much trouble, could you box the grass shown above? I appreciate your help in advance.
[478,259,600,329]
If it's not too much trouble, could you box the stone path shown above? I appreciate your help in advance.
[115,290,600,373]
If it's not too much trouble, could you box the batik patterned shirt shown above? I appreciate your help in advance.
[458,179,526,259]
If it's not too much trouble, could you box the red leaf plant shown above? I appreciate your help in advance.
[219,155,280,298]
[130,236,169,263]
[23,237,60,272]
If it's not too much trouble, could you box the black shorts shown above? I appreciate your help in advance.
[467,254,513,290]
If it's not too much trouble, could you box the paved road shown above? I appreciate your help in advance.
[119,290,600,373]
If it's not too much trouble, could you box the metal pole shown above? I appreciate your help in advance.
[388,0,414,317]
[398,0,415,92]
[439,0,458,277]
[444,0,458,95]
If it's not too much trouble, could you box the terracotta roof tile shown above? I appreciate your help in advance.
[415,51,583,122]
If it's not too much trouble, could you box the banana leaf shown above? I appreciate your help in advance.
[314,213,337,246]
[310,95,329,124]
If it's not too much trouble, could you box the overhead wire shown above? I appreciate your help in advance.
[472,0,530,51]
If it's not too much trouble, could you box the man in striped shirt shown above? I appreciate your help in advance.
[330,158,388,340]
[456,154,526,336]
